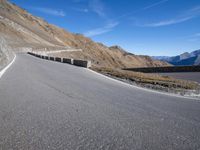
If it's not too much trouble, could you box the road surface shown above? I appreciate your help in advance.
[0,54,200,150]
[158,72,200,83]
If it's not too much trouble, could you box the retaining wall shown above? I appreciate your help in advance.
[63,58,73,64]
[73,59,91,68]
[124,65,200,73]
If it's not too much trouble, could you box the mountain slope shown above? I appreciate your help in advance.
[0,0,170,68]
[153,49,200,66]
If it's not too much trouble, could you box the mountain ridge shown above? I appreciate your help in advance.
[0,0,170,68]
[152,49,200,66]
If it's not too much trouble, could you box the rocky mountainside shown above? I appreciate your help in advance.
[152,49,200,66]
[0,0,170,68]
[0,36,14,71]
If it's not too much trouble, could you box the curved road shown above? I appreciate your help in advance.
[0,54,200,150]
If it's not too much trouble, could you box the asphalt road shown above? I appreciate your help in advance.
[158,72,200,83]
[0,54,200,150]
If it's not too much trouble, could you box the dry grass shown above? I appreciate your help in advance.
[91,67,200,90]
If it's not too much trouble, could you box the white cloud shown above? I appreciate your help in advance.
[30,7,66,17]
[84,22,119,37]
[84,0,169,36]
[144,16,193,27]
[187,32,200,42]
[89,0,106,18]
[187,6,200,15]
[73,0,107,17]
[116,0,169,20]
[143,0,169,10]
[142,5,200,27]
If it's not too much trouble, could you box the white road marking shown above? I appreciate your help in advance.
[1,54,199,100]
[0,55,16,78]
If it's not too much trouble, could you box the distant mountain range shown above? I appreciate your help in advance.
[152,49,200,66]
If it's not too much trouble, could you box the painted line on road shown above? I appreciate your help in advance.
[87,69,200,100]
[0,55,16,78]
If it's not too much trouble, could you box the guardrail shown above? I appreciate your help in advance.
[27,52,91,68]
[123,65,200,73]
[63,58,73,64]
[73,59,91,68]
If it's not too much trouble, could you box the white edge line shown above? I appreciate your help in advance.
[2,54,197,100]
[0,55,16,78]
[87,69,200,101]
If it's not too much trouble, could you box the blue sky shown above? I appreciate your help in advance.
[10,0,200,56]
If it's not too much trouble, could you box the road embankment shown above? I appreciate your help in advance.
[92,67,200,98]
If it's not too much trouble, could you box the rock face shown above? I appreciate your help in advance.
[153,50,200,66]
[0,0,170,68]
[0,36,14,71]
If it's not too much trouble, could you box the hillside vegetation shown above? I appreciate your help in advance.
[92,67,200,96]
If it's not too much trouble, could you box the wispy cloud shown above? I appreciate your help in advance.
[115,0,169,20]
[73,0,106,17]
[82,0,114,37]
[142,5,200,27]
[84,22,119,37]
[29,7,66,17]
[84,0,169,37]
[72,7,89,13]
[144,16,193,27]
[188,32,200,42]
[89,0,106,18]
[143,0,169,10]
